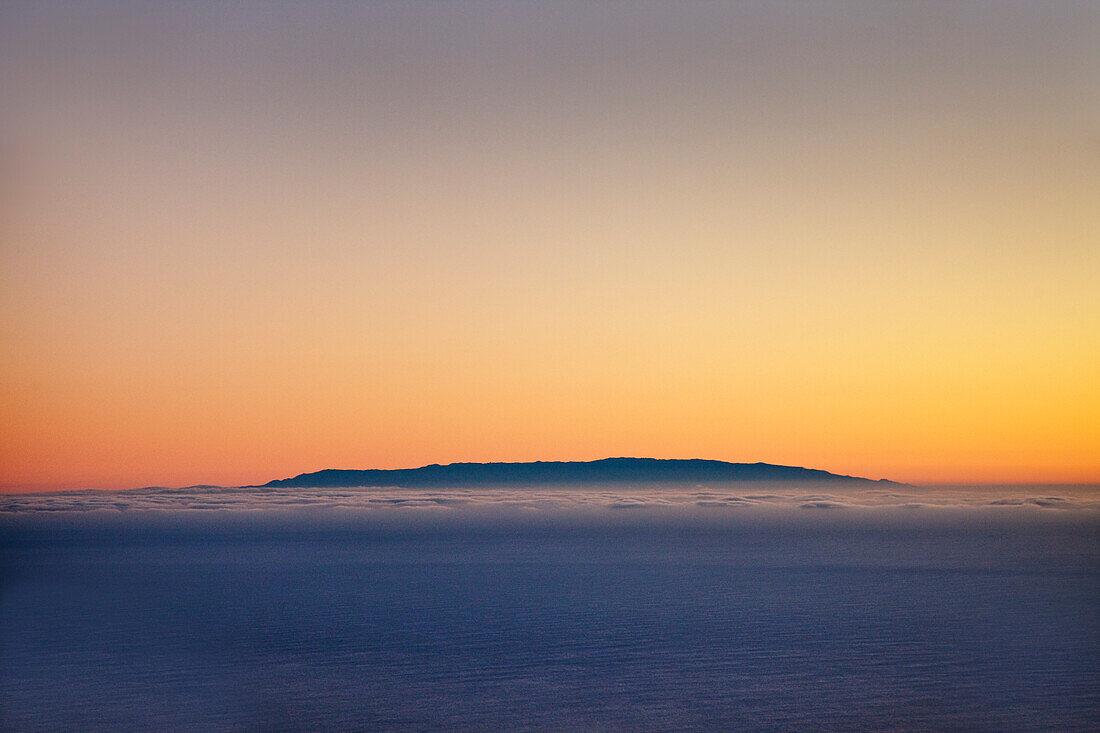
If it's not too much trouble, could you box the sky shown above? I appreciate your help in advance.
[1,1,1098,492]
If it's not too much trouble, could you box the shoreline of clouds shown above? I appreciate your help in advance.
[3,484,1099,515]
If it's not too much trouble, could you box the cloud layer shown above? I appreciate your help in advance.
[4,483,1098,516]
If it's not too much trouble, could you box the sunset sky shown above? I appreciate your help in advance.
[2,1,1097,491]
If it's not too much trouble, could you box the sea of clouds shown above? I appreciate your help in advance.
[4,483,1098,517]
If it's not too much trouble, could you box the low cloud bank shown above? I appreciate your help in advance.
[3,483,1098,517]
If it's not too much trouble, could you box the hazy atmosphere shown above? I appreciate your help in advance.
[2,1,1098,491]
[3,5,1099,730]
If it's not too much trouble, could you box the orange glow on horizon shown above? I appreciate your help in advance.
[2,3,1098,493]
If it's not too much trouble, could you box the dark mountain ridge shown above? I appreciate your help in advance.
[258,458,896,489]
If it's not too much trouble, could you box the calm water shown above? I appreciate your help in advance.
[2,493,1098,731]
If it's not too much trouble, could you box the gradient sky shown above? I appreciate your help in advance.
[2,1,1098,491]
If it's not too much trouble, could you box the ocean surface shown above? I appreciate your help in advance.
[2,484,1098,731]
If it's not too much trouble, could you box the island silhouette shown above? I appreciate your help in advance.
[255,458,896,489]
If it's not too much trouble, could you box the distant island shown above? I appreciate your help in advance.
[256,458,896,489]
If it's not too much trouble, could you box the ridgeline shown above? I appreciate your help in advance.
[257,458,895,489]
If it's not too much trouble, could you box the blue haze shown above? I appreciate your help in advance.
[2,491,1098,731]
